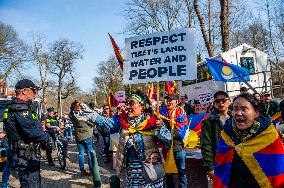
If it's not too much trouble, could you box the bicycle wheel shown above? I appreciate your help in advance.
[57,143,66,170]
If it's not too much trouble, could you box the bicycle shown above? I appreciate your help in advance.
[55,131,68,170]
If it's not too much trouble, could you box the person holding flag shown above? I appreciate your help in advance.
[72,91,164,187]
[158,93,189,188]
[200,91,232,180]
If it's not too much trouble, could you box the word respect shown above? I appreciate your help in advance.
[130,33,186,49]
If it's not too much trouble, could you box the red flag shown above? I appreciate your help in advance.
[108,33,124,70]
[108,90,118,108]
[165,81,177,95]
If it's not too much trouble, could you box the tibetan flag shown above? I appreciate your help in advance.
[152,84,157,102]
[214,125,284,188]
[146,83,153,101]
[206,58,250,82]
[159,106,189,146]
[165,81,177,95]
[188,113,209,136]
[108,90,118,108]
[185,113,209,148]
[146,83,157,103]
[271,112,282,125]
[108,33,124,70]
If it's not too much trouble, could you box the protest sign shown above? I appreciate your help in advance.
[123,28,197,84]
[199,93,214,106]
[115,90,125,104]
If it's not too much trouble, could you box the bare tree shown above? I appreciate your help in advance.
[93,56,123,102]
[194,0,214,57]
[49,39,83,114]
[220,0,229,52]
[32,34,50,103]
[123,0,194,35]
[257,0,284,63]
[231,20,270,51]
[0,21,30,81]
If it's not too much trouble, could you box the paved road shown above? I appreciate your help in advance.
[0,138,115,188]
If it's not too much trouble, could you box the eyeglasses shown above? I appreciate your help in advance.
[215,98,229,104]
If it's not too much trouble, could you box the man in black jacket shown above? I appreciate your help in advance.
[259,91,279,118]
[3,79,52,188]
[45,107,60,166]
[200,91,231,179]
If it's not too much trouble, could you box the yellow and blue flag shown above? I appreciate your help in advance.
[206,58,250,82]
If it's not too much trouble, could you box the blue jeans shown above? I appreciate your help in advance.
[166,149,187,188]
[65,127,73,140]
[101,132,110,156]
[76,137,93,172]
[2,142,13,187]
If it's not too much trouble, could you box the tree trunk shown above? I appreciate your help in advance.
[57,82,62,114]
[220,0,230,52]
[194,0,214,57]
[208,0,212,45]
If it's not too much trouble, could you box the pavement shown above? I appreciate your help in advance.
[0,138,115,188]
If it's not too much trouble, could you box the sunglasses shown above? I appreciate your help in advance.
[126,100,139,107]
[215,98,229,104]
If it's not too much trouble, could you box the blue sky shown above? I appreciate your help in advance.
[0,0,127,92]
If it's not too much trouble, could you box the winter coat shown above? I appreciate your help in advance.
[200,109,231,172]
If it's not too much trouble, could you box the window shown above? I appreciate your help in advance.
[240,57,255,74]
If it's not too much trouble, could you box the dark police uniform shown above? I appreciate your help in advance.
[3,79,51,188]
[45,115,59,165]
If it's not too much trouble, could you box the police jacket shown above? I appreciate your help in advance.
[3,99,49,144]
[45,115,59,132]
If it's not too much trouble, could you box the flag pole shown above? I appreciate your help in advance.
[156,82,160,116]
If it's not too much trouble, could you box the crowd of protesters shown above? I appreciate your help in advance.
[1,79,284,188]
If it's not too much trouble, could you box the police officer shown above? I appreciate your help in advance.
[3,79,52,188]
[45,107,59,166]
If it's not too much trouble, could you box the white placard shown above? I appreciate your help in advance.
[115,90,125,103]
[199,93,214,105]
[123,28,197,84]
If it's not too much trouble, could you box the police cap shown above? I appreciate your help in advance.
[15,79,41,91]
